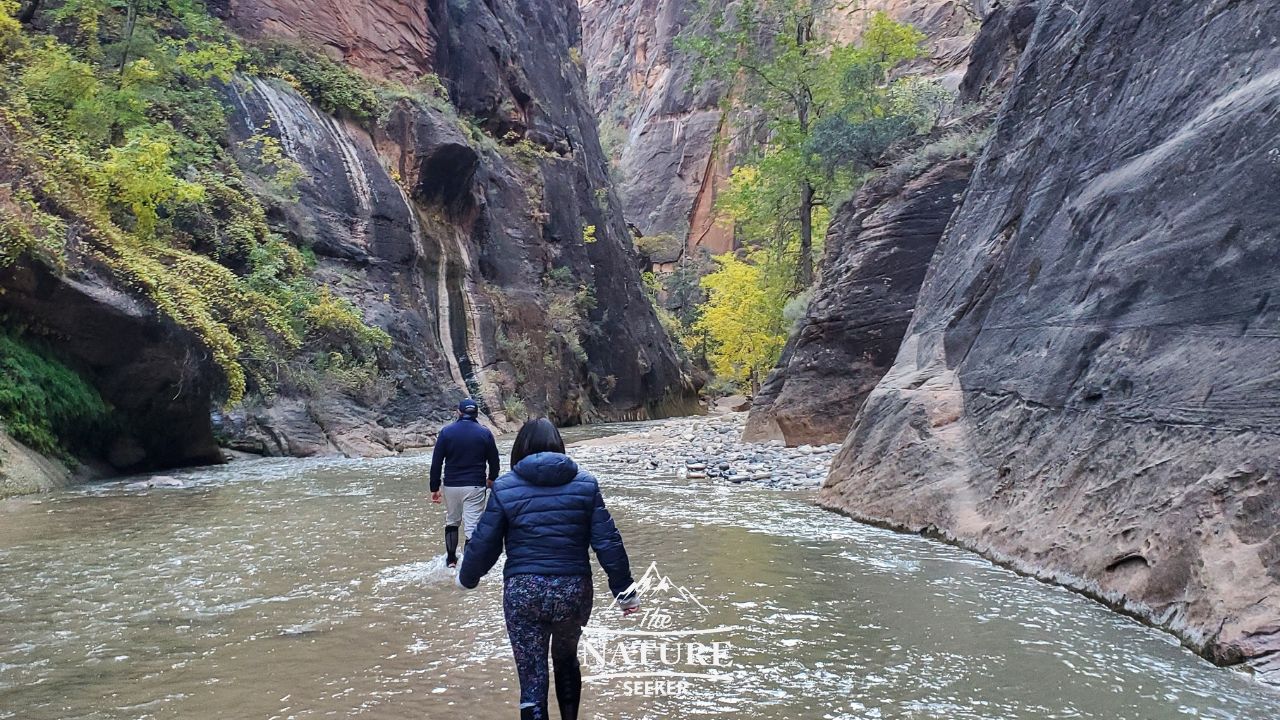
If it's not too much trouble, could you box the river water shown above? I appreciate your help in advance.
[2,422,1278,720]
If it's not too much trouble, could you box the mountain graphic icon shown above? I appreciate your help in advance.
[625,562,710,613]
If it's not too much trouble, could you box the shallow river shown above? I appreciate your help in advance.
[2,422,1278,719]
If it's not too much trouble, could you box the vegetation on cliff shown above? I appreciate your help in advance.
[675,1,947,392]
[0,330,109,459]
[0,0,389,419]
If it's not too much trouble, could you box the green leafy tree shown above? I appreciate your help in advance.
[681,1,925,288]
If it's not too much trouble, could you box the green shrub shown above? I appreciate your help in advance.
[544,265,576,288]
[502,395,528,421]
[635,233,682,260]
[0,331,110,458]
[882,125,993,188]
[303,287,392,356]
[253,42,386,122]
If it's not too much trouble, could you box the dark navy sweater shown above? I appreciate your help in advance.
[429,417,500,491]
[458,452,635,599]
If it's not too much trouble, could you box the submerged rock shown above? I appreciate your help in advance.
[123,475,189,491]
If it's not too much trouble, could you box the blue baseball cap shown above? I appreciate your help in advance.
[458,398,479,414]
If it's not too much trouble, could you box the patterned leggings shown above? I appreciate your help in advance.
[504,574,594,720]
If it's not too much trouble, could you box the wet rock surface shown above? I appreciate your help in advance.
[574,412,838,490]
[223,77,463,456]
[215,0,699,457]
[0,261,224,473]
[822,0,1280,677]
[0,429,71,498]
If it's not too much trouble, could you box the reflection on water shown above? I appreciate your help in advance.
[1,423,1277,719]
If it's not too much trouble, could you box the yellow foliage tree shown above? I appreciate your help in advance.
[98,129,205,238]
[1,1,23,53]
[691,253,787,393]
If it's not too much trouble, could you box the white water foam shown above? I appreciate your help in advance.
[375,555,455,587]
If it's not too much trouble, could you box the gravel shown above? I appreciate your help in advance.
[571,412,839,490]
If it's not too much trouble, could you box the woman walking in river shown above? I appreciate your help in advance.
[457,418,640,720]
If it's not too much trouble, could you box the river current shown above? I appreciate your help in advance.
[2,421,1277,719]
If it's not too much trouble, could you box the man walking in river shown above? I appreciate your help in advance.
[430,398,501,568]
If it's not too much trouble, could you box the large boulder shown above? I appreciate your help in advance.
[823,0,1280,675]
[0,261,224,473]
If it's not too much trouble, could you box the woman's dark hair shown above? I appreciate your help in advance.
[510,417,566,468]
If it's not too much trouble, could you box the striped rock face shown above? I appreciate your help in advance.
[823,0,1280,680]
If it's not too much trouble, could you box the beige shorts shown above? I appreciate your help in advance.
[443,485,488,540]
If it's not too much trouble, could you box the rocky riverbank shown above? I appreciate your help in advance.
[572,412,839,489]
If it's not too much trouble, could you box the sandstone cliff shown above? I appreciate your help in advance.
[580,0,736,259]
[1,0,697,485]
[822,0,1280,677]
[221,0,700,455]
[745,158,973,444]
[214,0,439,82]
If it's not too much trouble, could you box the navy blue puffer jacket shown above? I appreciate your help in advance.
[457,452,635,598]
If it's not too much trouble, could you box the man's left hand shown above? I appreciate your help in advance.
[431,490,442,503]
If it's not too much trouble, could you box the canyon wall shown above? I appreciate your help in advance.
[745,158,973,444]
[822,0,1280,676]
[1,0,697,488]
[579,0,736,259]
[218,0,699,455]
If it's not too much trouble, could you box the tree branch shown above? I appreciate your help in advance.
[736,59,803,109]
